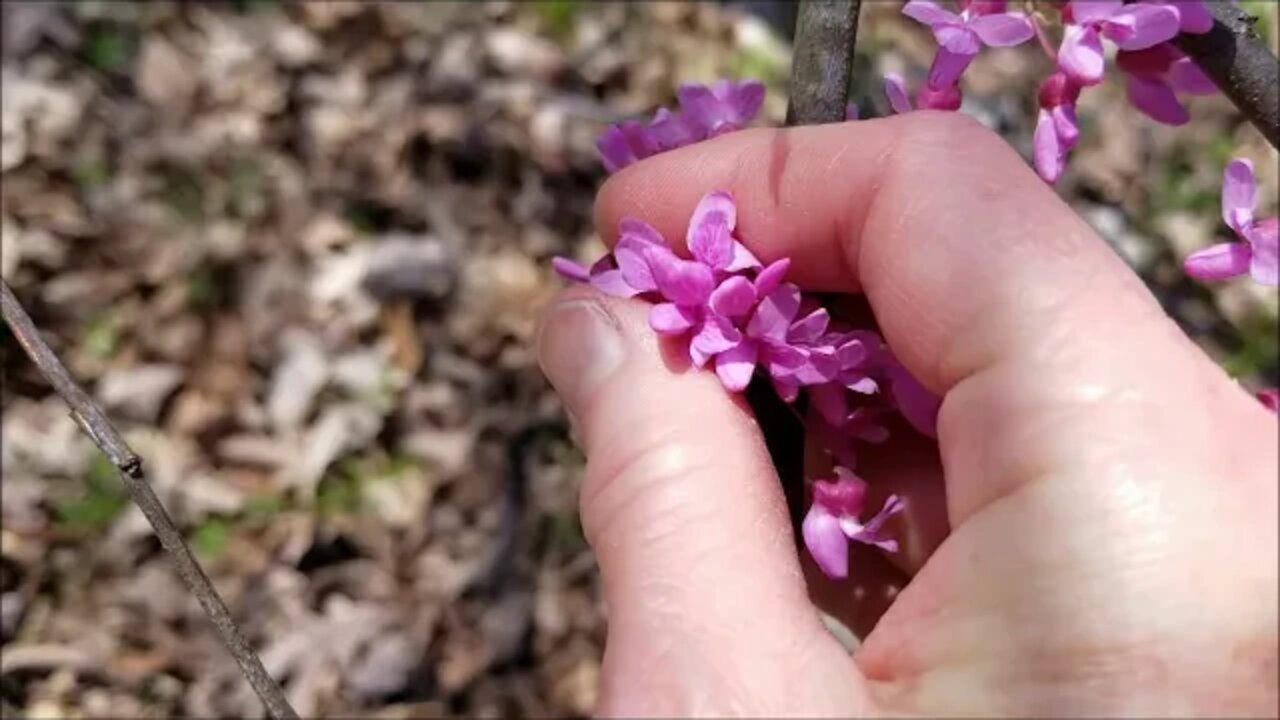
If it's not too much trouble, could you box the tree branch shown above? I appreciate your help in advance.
[1,280,298,720]
[1174,1,1279,149]
[786,0,861,125]
[754,0,860,536]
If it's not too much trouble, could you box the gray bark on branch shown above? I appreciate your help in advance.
[1,281,298,720]
[786,0,861,125]
[1173,2,1279,149]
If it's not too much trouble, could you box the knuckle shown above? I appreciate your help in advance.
[579,425,719,549]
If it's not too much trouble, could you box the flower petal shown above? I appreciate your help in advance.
[596,125,636,173]
[692,313,744,356]
[551,256,590,282]
[1126,74,1189,125]
[772,376,801,403]
[686,191,738,269]
[648,250,715,305]
[589,268,641,298]
[902,0,960,27]
[1105,4,1181,50]
[753,257,791,296]
[649,303,698,335]
[845,103,861,121]
[1033,108,1066,184]
[884,73,914,114]
[1059,24,1106,86]
[722,80,766,125]
[725,241,762,272]
[1246,218,1279,286]
[970,12,1035,47]
[928,44,976,88]
[1170,0,1213,34]
[615,242,659,292]
[788,308,830,344]
[676,83,723,136]
[1222,158,1257,233]
[802,503,849,579]
[709,275,758,318]
[1183,241,1252,282]
[714,339,759,392]
[747,284,801,340]
[1257,388,1280,413]
[1070,0,1124,25]
[618,217,667,248]
[1168,57,1217,95]
[888,363,941,437]
[1052,104,1080,144]
[846,495,906,552]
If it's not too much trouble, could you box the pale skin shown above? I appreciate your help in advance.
[536,112,1279,717]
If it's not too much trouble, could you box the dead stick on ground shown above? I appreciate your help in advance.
[1,280,298,720]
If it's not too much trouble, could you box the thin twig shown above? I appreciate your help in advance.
[786,0,861,125]
[1,281,298,720]
[1173,1,1279,149]
[755,0,861,536]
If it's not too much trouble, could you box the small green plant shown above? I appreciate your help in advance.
[82,311,122,360]
[74,157,111,192]
[192,517,231,559]
[84,26,134,73]
[54,455,129,533]
[534,0,580,38]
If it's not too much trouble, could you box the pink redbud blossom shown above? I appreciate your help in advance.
[902,0,1035,88]
[1116,44,1216,125]
[1184,159,1279,286]
[884,73,963,114]
[1058,1,1182,87]
[1033,71,1083,184]
[595,80,765,173]
[802,467,906,578]
[1258,389,1280,413]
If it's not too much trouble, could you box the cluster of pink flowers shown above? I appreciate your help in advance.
[595,79,765,174]
[554,188,927,576]
[896,0,1215,184]
[558,79,942,576]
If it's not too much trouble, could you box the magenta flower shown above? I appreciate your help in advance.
[1258,388,1279,413]
[802,467,906,579]
[883,73,963,114]
[1144,0,1213,34]
[1033,71,1083,184]
[596,80,765,173]
[885,358,942,438]
[552,218,670,297]
[676,79,766,138]
[1184,159,1279,286]
[729,282,837,398]
[1058,1,1183,87]
[902,0,1035,88]
[1116,44,1216,125]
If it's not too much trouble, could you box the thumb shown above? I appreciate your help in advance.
[538,287,864,716]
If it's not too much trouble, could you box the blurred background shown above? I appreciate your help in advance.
[1,1,1276,717]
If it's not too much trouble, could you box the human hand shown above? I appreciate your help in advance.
[536,113,1278,717]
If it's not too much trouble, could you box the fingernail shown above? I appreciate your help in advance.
[538,299,625,409]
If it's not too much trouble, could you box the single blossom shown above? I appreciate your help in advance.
[676,79,766,138]
[902,0,1035,88]
[716,281,835,394]
[884,73,963,114]
[1184,158,1279,286]
[1033,71,1083,184]
[1058,0,1183,86]
[1116,43,1216,125]
[1258,388,1280,413]
[802,467,907,578]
